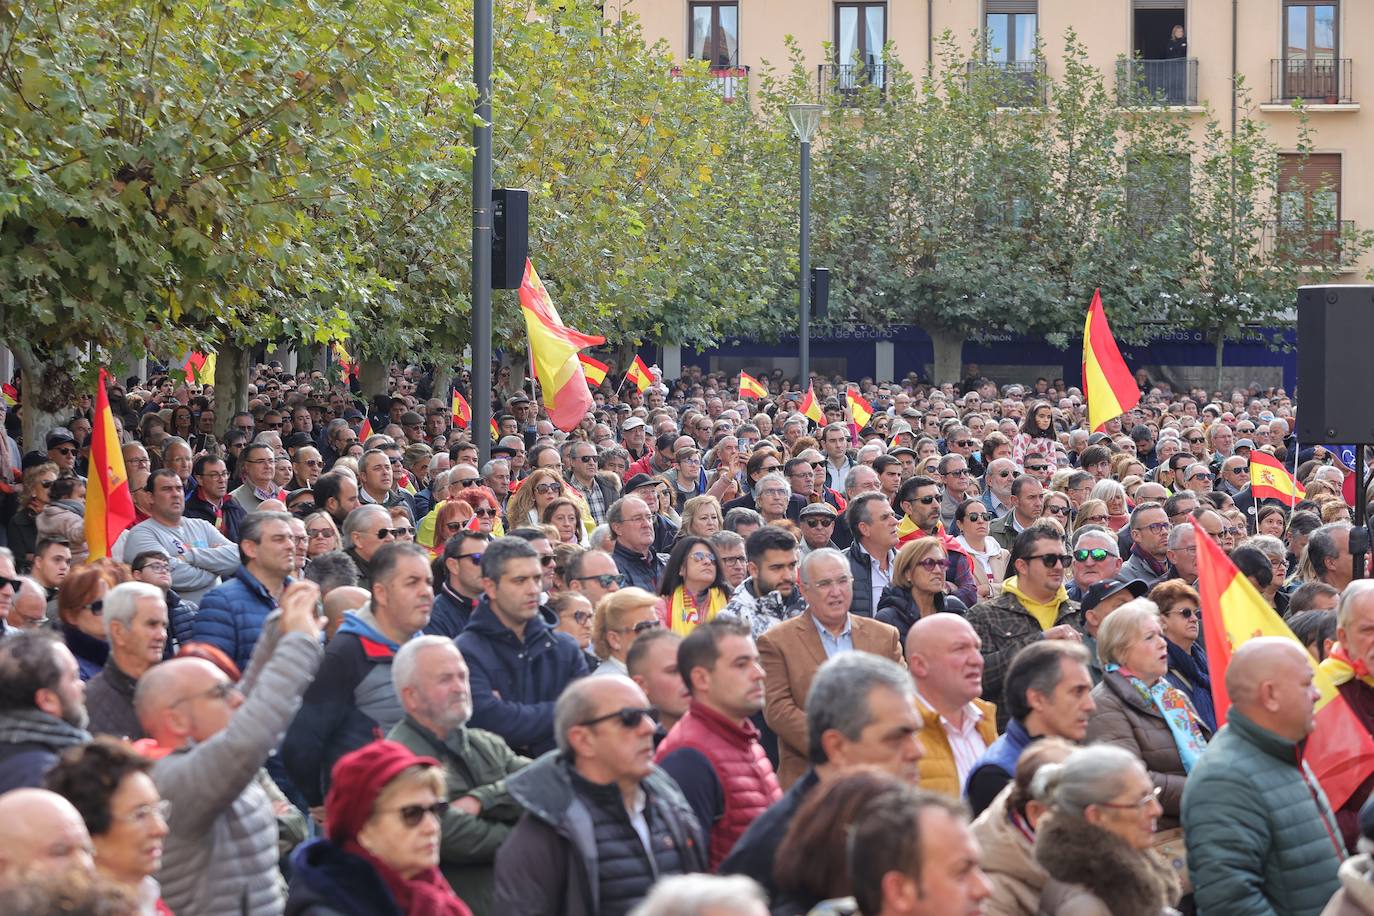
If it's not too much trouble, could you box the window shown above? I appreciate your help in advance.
[1277,153,1343,261]
[835,2,886,79]
[985,1,1037,63]
[689,2,738,68]
[1282,1,1339,99]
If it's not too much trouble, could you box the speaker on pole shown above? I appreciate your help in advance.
[492,188,529,290]
[1296,285,1374,443]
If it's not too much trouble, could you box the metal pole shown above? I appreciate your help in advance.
[472,0,493,467]
[799,138,811,390]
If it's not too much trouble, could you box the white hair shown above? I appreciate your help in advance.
[628,874,767,916]
[102,581,166,635]
[391,634,460,694]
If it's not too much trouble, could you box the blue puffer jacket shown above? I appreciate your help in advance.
[191,568,287,673]
[457,598,589,758]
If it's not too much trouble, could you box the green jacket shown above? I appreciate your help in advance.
[387,715,531,916]
[1181,708,1345,916]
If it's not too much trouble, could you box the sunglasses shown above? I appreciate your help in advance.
[909,495,939,505]
[964,512,991,523]
[1025,463,1048,472]
[1073,547,1113,562]
[54,447,76,456]
[1024,553,1073,568]
[913,558,946,572]
[534,483,563,495]
[456,477,482,488]
[307,529,335,540]
[1169,606,1200,620]
[1045,505,1070,517]
[579,706,657,729]
[804,517,835,527]
[391,801,451,828]
[575,573,629,588]
[570,610,593,625]
[540,555,556,567]
[0,575,20,591]
[376,527,414,539]
[472,508,498,517]
[1079,514,1109,525]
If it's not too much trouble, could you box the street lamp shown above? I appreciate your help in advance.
[788,103,822,391]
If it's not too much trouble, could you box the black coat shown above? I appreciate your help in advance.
[874,586,968,647]
[286,838,400,916]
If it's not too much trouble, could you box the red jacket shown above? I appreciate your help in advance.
[654,700,781,870]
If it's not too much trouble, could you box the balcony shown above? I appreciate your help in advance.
[1116,59,1199,107]
[816,63,887,105]
[965,60,1047,108]
[1269,58,1353,105]
[670,64,750,103]
[1262,219,1356,267]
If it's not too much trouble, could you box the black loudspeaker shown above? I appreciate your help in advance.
[492,188,529,289]
[1297,284,1374,442]
[810,267,830,319]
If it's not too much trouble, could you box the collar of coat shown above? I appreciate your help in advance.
[1035,813,1180,916]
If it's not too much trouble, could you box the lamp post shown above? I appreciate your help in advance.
[788,103,822,391]
[471,0,493,465]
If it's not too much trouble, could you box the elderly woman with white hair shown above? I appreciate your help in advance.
[1032,744,1181,915]
[1085,598,1211,832]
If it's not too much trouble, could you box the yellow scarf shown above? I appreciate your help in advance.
[1002,576,1071,631]
[667,586,728,636]
[1320,645,1374,689]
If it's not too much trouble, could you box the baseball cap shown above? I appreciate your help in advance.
[622,417,646,432]
[343,407,365,420]
[45,428,76,449]
[1234,439,1255,452]
[1079,577,1149,614]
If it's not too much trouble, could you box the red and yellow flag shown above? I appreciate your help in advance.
[1082,289,1141,433]
[578,353,609,387]
[1249,451,1305,507]
[451,389,471,430]
[799,385,824,424]
[520,260,606,432]
[84,369,135,561]
[182,351,214,385]
[490,417,500,441]
[359,418,373,441]
[1195,520,1374,809]
[0,384,17,408]
[847,388,873,429]
[739,372,767,400]
[896,514,922,545]
[626,355,654,394]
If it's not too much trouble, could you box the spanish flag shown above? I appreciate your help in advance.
[0,384,16,408]
[1250,451,1305,507]
[490,416,500,441]
[739,372,767,400]
[1195,520,1374,809]
[579,353,609,387]
[799,385,824,424]
[1082,289,1141,433]
[896,514,922,544]
[520,260,606,431]
[847,388,873,429]
[182,351,214,385]
[84,369,135,561]
[626,355,654,393]
[451,389,470,430]
[359,418,373,441]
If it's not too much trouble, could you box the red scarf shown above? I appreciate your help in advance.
[341,840,471,916]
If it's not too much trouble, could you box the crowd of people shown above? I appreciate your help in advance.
[0,357,1368,916]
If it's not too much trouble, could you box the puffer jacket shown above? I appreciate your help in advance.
[192,567,289,674]
[970,785,1048,916]
[492,751,707,916]
[457,597,589,758]
[154,620,323,916]
[653,700,781,869]
[1321,854,1374,916]
[1085,671,1211,830]
[916,697,998,798]
[874,585,967,647]
[1034,813,1181,916]
[1182,708,1344,916]
[37,500,87,563]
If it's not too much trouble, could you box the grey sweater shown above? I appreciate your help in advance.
[123,517,240,605]
[153,618,322,916]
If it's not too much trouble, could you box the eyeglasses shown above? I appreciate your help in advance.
[1025,463,1048,472]
[914,558,946,572]
[570,610,593,625]
[444,521,466,533]
[1097,786,1163,810]
[760,464,782,473]
[945,468,971,477]
[307,528,336,541]
[1185,437,1203,443]
[575,455,597,463]
[579,706,657,729]
[1024,553,1073,568]
[387,801,450,828]
[199,470,229,480]
[472,508,498,517]
[114,798,172,827]
[375,528,403,540]
[1135,522,1171,534]
[534,483,562,495]
[171,681,241,706]
[1189,472,1213,482]
[803,517,835,528]
[1225,526,1247,538]
[964,512,991,523]
[1073,548,1114,563]
[133,561,172,574]
[1079,514,1109,526]
[575,573,629,588]
[126,457,151,468]
[721,555,748,566]
[1168,606,1199,620]
[54,447,76,456]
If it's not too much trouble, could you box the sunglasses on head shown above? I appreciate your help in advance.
[1074,547,1113,562]
[392,801,450,828]
[579,706,657,729]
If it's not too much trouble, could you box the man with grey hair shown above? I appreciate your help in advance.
[1067,526,1121,601]
[341,502,395,590]
[609,495,664,591]
[720,651,922,896]
[84,581,167,739]
[8,577,48,630]
[751,472,791,525]
[981,457,1017,518]
[629,874,768,916]
[481,458,512,507]
[387,636,529,915]
[493,674,706,914]
[1311,521,1354,593]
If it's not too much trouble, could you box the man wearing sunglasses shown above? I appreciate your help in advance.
[426,531,490,639]
[1066,529,1122,602]
[966,525,1083,730]
[1119,502,1171,589]
[494,675,707,914]
[340,504,395,591]
[566,548,625,611]
[44,428,81,479]
[980,458,1018,519]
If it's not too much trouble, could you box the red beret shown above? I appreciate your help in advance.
[324,740,440,844]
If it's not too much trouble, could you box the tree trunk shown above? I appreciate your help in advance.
[360,358,388,401]
[12,343,73,452]
[212,345,252,437]
[431,365,453,402]
[927,327,966,386]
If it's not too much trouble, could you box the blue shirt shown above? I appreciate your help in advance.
[811,612,854,658]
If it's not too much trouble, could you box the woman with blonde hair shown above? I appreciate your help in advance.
[1073,499,1111,533]
[678,494,724,540]
[541,497,586,546]
[875,537,968,646]
[590,587,662,676]
[505,468,566,529]
[1089,480,1130,531]
[302,510,343,560]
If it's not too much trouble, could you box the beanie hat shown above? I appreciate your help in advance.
[324,740,440,845]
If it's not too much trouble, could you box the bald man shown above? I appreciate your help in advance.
[136,581,323,916]
[906,616,997,797]
[321,585,370,642]
[1183,638,1343,916]
[0,788,94,886]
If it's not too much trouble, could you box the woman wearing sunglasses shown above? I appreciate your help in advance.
[506,469,566,532]
[451,486,505,538]
[876,538,968,647]
[954,498,1009,600]
[59,559,131,681]
[1151,579,1215,732]
[288,740,472,916]
[8,461,59,570]
[589,587,662,677]
[301,511,343,560]
[655,537,730,636]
